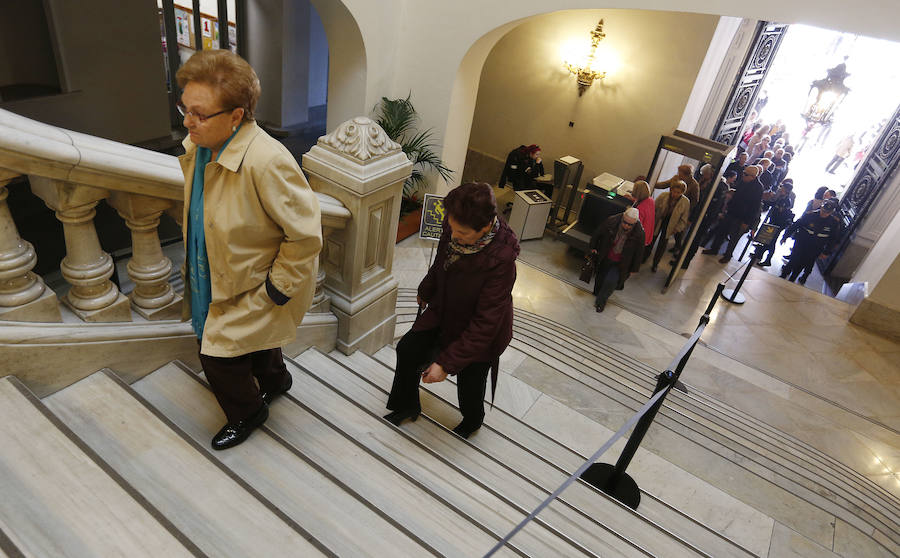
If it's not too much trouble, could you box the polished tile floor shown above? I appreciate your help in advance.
[393,228,900,505]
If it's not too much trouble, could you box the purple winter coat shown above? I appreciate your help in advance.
[414,219,520,394]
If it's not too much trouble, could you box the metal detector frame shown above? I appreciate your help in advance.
[647,131,736,293]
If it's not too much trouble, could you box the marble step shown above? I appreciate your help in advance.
[401,286,880,496]
[514,306,900,515]
[507,315,900,549]
[299,348,721,558]
[0,376,195,558]
[333,348,765,558]
[42,371,330,558]
[130,362,437,558]
[168,366,520,556]
[395,290,900,548]
[282,353,597,558]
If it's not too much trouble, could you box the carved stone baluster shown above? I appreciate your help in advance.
[0,174,61,322]
[308,225,333,313]
[29,177,131,322]
[108,192,181,320]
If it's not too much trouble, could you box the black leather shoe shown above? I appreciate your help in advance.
[261,372,293,405]
[383,408,420,426]
[211,404,269,450]
[452,420,482,439]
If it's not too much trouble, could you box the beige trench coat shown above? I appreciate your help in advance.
[179,121,322,358]
[654,192,690,239]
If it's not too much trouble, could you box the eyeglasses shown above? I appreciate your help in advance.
[176,100,234,123]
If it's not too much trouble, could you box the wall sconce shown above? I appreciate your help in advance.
[563,19,607,96]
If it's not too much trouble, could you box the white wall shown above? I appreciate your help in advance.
[323,0,900,192]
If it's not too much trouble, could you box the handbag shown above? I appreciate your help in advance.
[579,253,596,283]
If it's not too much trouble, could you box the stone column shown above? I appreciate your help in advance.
[0,173,61,322]
[29,177,131,322]
[302,117,413,354]
[108,192,182,320]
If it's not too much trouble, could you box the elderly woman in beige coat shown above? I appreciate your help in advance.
[649,180,689,272]
[177,50,322,450]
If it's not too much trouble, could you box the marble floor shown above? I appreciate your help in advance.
[392,230,900,508]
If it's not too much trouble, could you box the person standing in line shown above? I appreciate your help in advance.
[725,151,749,177]
[757,182,795,267]
[588,208,644,312]
[780,199,842,284]
[384,183,519,439]
[177,50,323,450]
[681,170,736,269]
[703,165,764,263]
[631,180,655,255]
[649,180,690,272]
[655,164,699,208]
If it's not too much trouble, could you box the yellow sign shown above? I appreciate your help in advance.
[420,194,445,240]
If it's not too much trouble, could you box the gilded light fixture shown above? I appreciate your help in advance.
[564,19,607,96]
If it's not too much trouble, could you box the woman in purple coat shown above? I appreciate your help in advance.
[384,182,520,438]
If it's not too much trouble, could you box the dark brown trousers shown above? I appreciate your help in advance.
[199,347,290,423]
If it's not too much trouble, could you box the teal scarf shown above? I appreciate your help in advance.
[187,126,240,340]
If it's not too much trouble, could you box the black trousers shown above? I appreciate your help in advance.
[781,240,819,281]
[199,347,291,423]
[387,328,490,426]
[708,215,745,258]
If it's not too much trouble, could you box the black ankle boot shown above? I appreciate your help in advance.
[383,408,420,426]
[452,419,482,439]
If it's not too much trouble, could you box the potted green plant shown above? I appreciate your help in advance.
[373,94,452,241]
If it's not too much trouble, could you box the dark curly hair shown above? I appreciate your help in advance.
[443,182,497,231]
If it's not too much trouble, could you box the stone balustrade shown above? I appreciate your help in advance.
[0,108,354,326]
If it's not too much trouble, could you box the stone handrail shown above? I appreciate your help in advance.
[0,107,350,324]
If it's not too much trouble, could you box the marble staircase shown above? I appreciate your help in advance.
[5,349,775,557]
[2,290,897,557]
[388,287,899,557]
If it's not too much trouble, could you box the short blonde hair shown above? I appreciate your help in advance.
[632,180,650,202]
[176,50,260,123]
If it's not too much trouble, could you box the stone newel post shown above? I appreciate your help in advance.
[302,117,413,355]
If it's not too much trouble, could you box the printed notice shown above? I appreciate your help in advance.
[420,194,445,240]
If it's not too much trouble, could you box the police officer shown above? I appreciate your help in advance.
[779,198,841,284]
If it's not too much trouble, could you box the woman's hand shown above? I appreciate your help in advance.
[421,363,447,384]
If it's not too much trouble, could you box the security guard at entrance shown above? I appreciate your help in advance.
[779,198,842,284]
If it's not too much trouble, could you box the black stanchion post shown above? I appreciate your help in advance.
[580,283,721,510]
[723,245,762,304]
[580,370,676,509]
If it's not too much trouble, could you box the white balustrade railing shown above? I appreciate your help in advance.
[0,107,350,323]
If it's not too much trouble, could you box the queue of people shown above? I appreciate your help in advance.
[179,49,847,453]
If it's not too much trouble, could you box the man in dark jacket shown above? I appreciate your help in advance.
[681,170,736,268]
[703,165,764,263]
[385,183,520,439]
[588,207,644,312]
[779,198,841,284]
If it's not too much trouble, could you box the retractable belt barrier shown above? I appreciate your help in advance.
[484,282,725,558]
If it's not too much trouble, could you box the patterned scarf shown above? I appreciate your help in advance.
[444,217,499,270]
